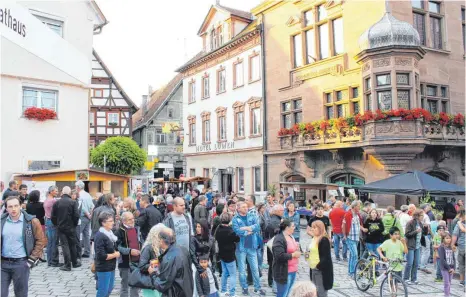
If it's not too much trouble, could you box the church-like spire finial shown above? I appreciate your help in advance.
[385,0,391,13]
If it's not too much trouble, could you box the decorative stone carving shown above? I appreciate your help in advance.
[285,158,296,171]
[414,60,419,68]
[329,149,344,169]
[433,149,451,169]
[285,15,301,27]
[302,152,317,178]
[362,62,370,72]
[395,57,412,66]
[373,58,390,68]
[376,123,394,134]
[364,125,374,136]
[364,145,426,174]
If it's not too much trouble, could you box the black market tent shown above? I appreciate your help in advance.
[356,170,465,196]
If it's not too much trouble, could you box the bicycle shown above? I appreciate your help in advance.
[354,251,408,297]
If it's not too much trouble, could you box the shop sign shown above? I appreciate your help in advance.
[196,141,235,153]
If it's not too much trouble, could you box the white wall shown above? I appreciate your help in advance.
[0,2,97,182]
[182,44,263,155]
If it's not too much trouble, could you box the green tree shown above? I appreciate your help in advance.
[91,137,146,175]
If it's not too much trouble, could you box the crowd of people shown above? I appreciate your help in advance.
[0,179,465,297]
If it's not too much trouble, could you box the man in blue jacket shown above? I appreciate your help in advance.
[232,201,266,296]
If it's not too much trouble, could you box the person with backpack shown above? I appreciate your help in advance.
[382,206,404,240]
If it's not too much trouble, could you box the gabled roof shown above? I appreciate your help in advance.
[89,1,108,29]
[92,49,138,112]
[177,20,260,72]
[197,4,253,36]
[132,73,183,130]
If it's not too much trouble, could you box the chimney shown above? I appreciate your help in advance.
[142,95,148,116]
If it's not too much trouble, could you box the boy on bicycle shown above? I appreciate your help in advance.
[377,226,408,278]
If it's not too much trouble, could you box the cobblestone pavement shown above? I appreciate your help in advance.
[10,221,466,297]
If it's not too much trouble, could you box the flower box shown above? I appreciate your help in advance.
[23,107,57,121]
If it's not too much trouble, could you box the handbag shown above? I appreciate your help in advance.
[128,268,154,289]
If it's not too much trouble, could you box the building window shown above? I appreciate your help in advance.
[336,90,343,101]
[337,104,347,117]
[420,83,449,113]
[305,29,316,64]
[203,119,210,143]
[326,106,334,119]
[147,131,154,144]
[236,112,244,138]
[217,25,223,46]
[252,108,261,135]
[281,99,302,128]
[430,16,442,49]
[22,88,58,113]
[94,89,103,98]
[203,168,210,178]
[249,54,261,82]
[428,1,440,13]
[333,18,344,55]
[317,5,327,21]
[218,116,226,141]
[89,112,95,126]
[156,130,166,144]
[210,28,217,50]
[412,0,424,9]
[237,167,245,192]
[319,23,329,59]
[254,167,261,192]
[462,8,465,52]
[325,93,332,103]
[305,9,314,26]
[217,68,226,93]
[34,15,63,37]
[233,61,244,88]
[190,168,196,177]
[168,108,174,118]
[353,101,360,114]
[293,34,303,68]
[376,74,391,86]
[413,12,426,46]
[377,91,392,111]
[202,76,210,99]
[188,80,196,103]
[189,123,196,145]
[396,73,410,85]
[397,90,410,109]
[107,113,119,125]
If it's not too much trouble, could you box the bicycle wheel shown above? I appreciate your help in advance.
[379,273,408,297]
[354,258,372,291]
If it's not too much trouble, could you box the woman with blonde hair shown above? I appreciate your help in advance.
[289,281,317,297]
[138,224,165,297]
[307,220,333,297]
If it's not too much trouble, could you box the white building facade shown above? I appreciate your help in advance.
[177,4,264,195]
[0,1,106,182]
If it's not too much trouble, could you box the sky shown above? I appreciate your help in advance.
[93,0,262,107]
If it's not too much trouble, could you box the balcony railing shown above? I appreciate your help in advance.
[279,119,465,150]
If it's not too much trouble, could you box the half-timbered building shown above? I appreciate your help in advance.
[90,49,138,147]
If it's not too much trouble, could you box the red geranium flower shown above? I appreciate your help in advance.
[24,107,57,121]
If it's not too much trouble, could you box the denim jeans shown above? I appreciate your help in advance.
[436,260,442,279]
[257,246,264,268]
[347,239,359,275]
[420,235,431,269]
[237,248,261,290]
[276,272,296,297]
[221,260,236,296]
[333,233,347,260]
[81,216,91,256]
[366,243,381,256]
[404,248,420,282]
[45,218,59,265]
[1,258,30,297]
[96,271,115,297]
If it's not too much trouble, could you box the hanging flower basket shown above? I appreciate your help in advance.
[23,107,57,121]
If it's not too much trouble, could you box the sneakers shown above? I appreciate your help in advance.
[434,278,443,282]
[459,281,465,287]
[261,263,269,269]
[253,289,266,296]
[405,280,413,285]
[242,288,249,296]
[420,268,432,274]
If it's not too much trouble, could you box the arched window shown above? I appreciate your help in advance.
[329,173,365,186]
[427,171,449,182]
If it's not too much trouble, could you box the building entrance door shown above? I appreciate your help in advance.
[221,173,232,194]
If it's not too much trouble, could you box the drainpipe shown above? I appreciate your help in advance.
[260,14,268,192]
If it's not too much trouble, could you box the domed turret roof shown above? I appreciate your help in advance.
[359,13,421,51]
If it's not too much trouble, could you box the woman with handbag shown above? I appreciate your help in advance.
[94,211,120,297]
[138,224,165,297]
[306,220,333,297]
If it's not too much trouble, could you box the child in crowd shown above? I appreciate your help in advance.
[196,254,219,297]
[377,227,408,278]
[433,225,446,282]
[438,233,456,297]
[431,214,443,235]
